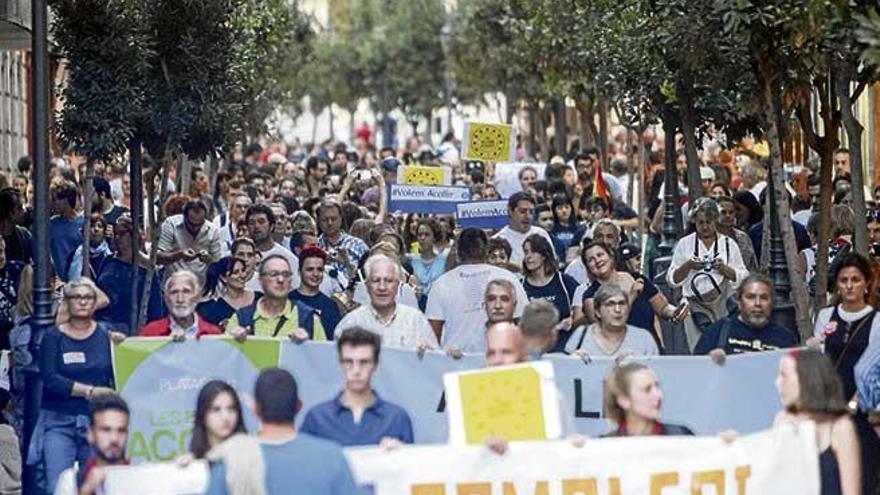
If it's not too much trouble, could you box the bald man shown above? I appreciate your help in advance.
[482,322,580,454]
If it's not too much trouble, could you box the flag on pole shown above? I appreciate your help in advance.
[593,164,610,201]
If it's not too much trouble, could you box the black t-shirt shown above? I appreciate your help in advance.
[694,317,799,355]
[523,273,579,353]
[291,290,342,339]
[583,277,659,333]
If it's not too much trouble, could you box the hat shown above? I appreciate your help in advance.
[699,167,716,181]
[618,243,641,262]
[267,152,287,165]
[381,157,401,172]
[549,155,566,166]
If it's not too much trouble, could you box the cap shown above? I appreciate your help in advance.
[381,157,401,172]
[618,243,641,262]
[549,155,566,166]
[700,167,716,181]
[267,152,287,165]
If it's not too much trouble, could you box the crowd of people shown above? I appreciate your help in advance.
[0,129,877,494]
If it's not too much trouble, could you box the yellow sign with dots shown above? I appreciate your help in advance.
[443,362,560,445]
[400,165,450,186]
[462,122,516,162]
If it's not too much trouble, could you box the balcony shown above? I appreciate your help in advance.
[0,0,32,50]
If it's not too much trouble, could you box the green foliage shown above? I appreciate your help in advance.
[50,0,150,162]
[50,0,313,162]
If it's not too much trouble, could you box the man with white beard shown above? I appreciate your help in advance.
[139,270,223,339]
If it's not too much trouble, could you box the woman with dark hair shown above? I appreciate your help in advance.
[212,171,232,218]
[408,218,447,298]
[190,380,247,458]
[732,190,762,229]
[775,350,860,495]
[602,361,693,437]
[572,241,686,351]
[811,252,880,494]
[550,194,587,262]
[197,257,257,326]
[521,234,579,351]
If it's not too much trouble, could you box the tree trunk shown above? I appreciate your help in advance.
[138,150,173,330]
[677,80,703,205]
[311,111,319,144]
[80,160,94,278]
[762,72,813,340]
[424,112,433,147]
[796,73,840,309]
[128,138,143,334]
[553,98,566,157]
[539,103,551,162]
[528,100,539,159]
[349,109,356,144]
[625,125,636,207]
[328,104,335,141]
[835,68,868,254]
[575,96,598,149]
[598,97,609,169]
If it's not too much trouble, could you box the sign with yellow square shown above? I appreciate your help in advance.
[443,362,560,445]
[462,122,516,162]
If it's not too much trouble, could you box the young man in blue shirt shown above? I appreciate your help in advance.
[290,246,342,337]
[206,368,359,495]
[300,327,414,447]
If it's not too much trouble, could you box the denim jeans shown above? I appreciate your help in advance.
[41,410,91,495]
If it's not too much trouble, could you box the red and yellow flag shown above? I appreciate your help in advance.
[592,164,610,201]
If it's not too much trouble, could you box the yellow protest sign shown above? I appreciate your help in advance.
[443,362,560,445]
[462,122,515,162]
[400,165,450,186]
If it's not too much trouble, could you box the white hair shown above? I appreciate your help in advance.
[364,254,401,280]
[63,277,99,298]
[164,270,201,294]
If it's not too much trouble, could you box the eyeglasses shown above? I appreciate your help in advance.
[601,300,628,309]
[260,271,292,279]
[66,294,97,302]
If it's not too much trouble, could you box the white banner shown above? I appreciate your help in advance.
[346,424,819,495]
[104,460,209,495]
[283,343,785,443]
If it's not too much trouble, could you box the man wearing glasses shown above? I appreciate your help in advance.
[226,254,324,341]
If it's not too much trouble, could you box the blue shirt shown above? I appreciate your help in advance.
[749,220,811,261]
[95,257,165,334]
[291,290,342,338]
[300,392,414,447]
[204,433,359,495]
[408,253,447,295]
[856,340,880,412]
[39,324,114,416]
[49,214,84,282]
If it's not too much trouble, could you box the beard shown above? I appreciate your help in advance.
[170,303,196,321]
[96,443,125,464]
[740,311,769,328]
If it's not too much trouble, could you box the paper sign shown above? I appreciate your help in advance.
[456,200,508,229]
[462,122,516,162]
[388,184,471,214]
[443,361,560,445]
[104,460,209,494]
[493,161,547,198]
[400,165,450,186]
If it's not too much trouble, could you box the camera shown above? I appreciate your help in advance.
[355,169,373,182]
[699,255,716,271]
[871,244,880,258]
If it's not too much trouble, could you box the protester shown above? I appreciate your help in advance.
[197,257,258,326]
[487,238,512,270]
[156,199,222,284]
[695,274,799,361]
[53,395,130,495]
[336,254,437,350]
[243,204,299,291]
[290,247,342,336]
[602,361,694,437]
[565,283,659,358]
[205,368,359,495]
[774,350,860,495]
[521,234,578,352]
[37,279,121,494]
[427,228,528,352]
[94,215,164,333]
[492,192,555,268]
[407,218,447,298]
[549,194,587,263]
[226,254,323,341]
[715,195,758,272]
[48,179,84,282]
[317,201,368,282]
[519,300,560,359]
[668,197,748,348]
[215,191,251,253]
[300,328,413,446]
[484,279,518,327]
[140,270,222,339]
[573,241,685,351]
[189,380,247,458]
[66,213,111,281]
[811,252,880,493]
[0,188,32,265]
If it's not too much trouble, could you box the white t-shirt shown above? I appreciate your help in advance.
[564,259,589,286]
[426,263,528,352]
[492,225,555,267]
